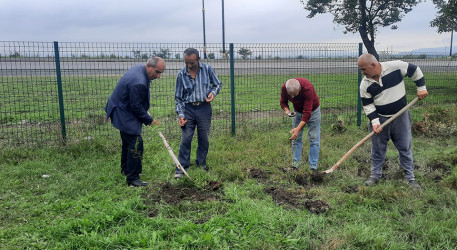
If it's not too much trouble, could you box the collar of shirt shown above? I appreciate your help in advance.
[362,63,387,87]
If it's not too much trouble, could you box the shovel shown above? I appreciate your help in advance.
[158,131,193,181]
[324,97,419,174]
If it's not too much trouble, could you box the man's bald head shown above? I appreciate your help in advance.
[358,53,378,65]
[357,54,381,80]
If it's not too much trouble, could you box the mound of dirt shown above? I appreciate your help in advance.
[412,107,457,137]
[145,181,224,206]
[424,172,443,182]
[143,181,228,224]
[263,186,330,214]
[331,117,347,133]
[310,171,326,184]
[428,161,452,173]
[341,185,359,194]
[305,200,331,214]
[263,186,305,210]
[294,173,308,186]
[249,168,269,181]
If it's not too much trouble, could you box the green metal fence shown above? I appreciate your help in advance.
[1,41,456,146]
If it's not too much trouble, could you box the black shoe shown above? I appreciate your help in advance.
[364,177,379,186]
[408,180,421,189]
[197,164,209,171]
[127,179,148,187]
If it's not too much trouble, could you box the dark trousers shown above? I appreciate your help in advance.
[120,131,143,182]
[369,111,415,180]
[176,102,212,173]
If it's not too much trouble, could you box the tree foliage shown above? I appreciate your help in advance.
[207,52,216,59]
[301,0,421,59]
[237,48,252,59]
[430,0,457,33]
[154,48,171,59]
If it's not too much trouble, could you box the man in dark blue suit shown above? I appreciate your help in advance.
[105,57,165,187]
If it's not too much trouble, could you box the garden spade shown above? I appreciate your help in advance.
[158,131,193,181]
[324,97,419,174]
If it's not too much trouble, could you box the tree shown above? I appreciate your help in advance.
[132,50,141,59]
[154,48,171,59]
[237,47,252,59]
[207,52,216,59]
[219,49,230,59]
[301,0,421,59]
[431,0,457,57]
[9,51,21,58]
[430,0,457,33]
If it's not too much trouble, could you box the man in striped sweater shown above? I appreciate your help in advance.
[358,54,428,188]
[174,48,222,179]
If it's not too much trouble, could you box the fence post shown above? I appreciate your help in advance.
[357,42,363,127]
[54,41,67,144]
[229,43,235,135]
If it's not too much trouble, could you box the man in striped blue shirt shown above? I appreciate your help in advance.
[358,54,428,188]
[174,48,222,178]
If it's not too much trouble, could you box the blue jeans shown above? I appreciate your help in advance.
[176,102,212,173]
[292,106,321,170]
[370,110,415,181]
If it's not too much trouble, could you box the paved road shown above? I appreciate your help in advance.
[1,58,456,76]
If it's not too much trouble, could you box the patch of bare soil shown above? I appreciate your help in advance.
[292,171,326,187]
[305,200,331,214]
[144,181,224,206]
[428,161,452,173]
[263,186,306,210]
[412,107,457,138]
[263,186,330,214]
[331,117,347,133]
[310,171,326,184]
[424,172,443,182]
[144,181,227,223]
[357,167,370,177]
[341,185,359,194]
[249,168,269,181]
[294,173,308,186]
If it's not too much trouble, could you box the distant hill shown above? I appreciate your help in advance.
[409,46,457,55]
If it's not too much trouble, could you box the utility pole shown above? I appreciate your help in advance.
[450,30,454,57]
[202,0,207,59]
[222,0,226,59]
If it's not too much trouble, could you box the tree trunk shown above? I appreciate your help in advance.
[361,33,379,60]
[358,0,379,60]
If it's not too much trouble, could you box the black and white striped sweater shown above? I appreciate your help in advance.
[360,60,426,126]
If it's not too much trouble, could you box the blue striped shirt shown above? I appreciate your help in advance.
[175,62,222,117]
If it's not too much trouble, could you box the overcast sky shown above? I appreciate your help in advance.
[0,0,453,52]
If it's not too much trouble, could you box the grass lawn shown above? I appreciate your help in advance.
[1,104,456,249]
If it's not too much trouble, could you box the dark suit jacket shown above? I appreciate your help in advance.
[105,64,153,135]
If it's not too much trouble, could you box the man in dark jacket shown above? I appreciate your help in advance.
[105,57,165,187]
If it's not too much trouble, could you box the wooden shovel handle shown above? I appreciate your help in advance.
[325,97,419,173]
[158,131,193,181]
